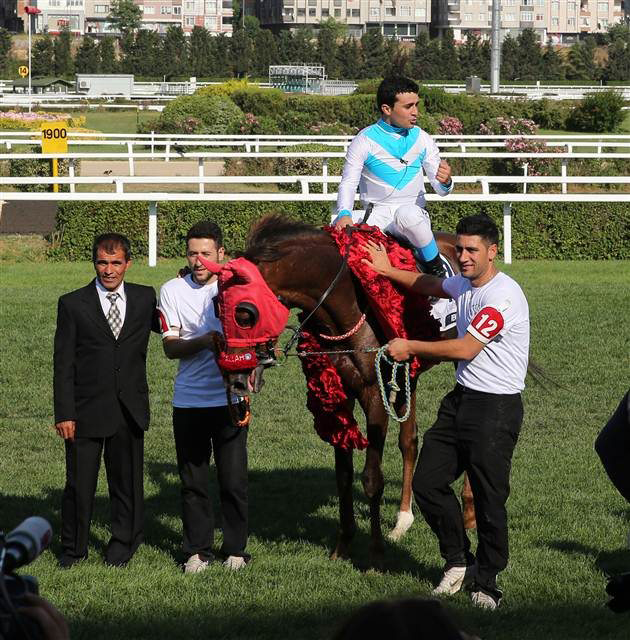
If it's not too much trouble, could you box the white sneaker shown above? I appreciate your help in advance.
[223,555,247,571]
[184,553,210,574]
[471,589,500,610]
[432,564,475,595]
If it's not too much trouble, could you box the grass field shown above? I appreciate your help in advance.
[1,258,629,640]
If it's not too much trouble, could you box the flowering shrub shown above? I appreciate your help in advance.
[479,116,538,136]
[0,111,86,130]
[309,121,357,136]
[504,137,559,177]
[237,112,281,135]
[438,116,463,135]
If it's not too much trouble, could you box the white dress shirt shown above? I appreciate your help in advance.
[95,279,127,326]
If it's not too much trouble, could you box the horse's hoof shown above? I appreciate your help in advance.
[388,510,414,541]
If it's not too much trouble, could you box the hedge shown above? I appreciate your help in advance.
[49,200,630,261]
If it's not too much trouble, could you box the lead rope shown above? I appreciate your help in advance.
[374,345,412,423]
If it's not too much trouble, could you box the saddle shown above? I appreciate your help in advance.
[297,224,446,451]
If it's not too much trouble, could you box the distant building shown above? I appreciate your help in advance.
[12,76,74,92]
[432,0,626,44]
[257,0,432,40]
[76,73,134,94]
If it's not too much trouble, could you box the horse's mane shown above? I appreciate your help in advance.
[243,215,330,263]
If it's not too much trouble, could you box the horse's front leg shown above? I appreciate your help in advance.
[389,387,418,541]
[359,390,387,570]
[331,446,356,561]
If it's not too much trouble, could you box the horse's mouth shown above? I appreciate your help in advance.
[229,365,266,395]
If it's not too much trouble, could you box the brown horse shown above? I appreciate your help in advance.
[220,216,472,568]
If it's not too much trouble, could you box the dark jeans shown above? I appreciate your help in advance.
[595,391,630,503]
[61,408,144,565]
[173,406,249,559]
[413,384,523,594]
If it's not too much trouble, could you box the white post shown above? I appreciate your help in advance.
[198,157,204,194]
[127,141,134,176]
[165,142,170,162]
[28,11,32,113]
[68,160,75,193]
[481,179,489,195]
[150,130,155,158]
[322,158,328,194]
[503,203,512,265]
[148,202,157,267]
[522,163,528,194]
[561,159,567,195]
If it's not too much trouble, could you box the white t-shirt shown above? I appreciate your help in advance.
[442,272,530,395]
[158,275,227,408]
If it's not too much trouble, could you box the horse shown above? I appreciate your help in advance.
[211,215,473,569]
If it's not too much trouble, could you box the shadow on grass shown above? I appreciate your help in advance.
[1,463,434,580]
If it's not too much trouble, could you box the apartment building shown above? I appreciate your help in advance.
[21,0,233,35]
[432,0,626,44]
[257,0,432,40]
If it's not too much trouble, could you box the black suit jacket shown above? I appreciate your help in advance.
[54,279,158,438]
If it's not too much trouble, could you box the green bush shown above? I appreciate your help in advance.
[8,150,79,193]
[354,79,382,94]
[155,93,243,135]
[230,88,286,117]
[50,200,630,261]
[530,99,571,130]
[567,90,626,133]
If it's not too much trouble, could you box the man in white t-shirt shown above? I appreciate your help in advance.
[363,214,530,610]
[158,221,249,573]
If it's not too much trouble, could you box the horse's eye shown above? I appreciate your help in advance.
[235,302,259,329]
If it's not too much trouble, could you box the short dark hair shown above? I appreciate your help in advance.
[185,220,223,249]
[333,598,463,640]
[92,233,132,263]
[376,76,420,112]
[456,214,500,246]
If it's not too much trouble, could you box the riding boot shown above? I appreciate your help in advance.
[414,252,447,279]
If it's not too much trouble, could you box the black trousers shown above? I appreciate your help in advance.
[173,406,249,559]
[595,391,630,503]
[413,384,523,593]
[61,405,144,565]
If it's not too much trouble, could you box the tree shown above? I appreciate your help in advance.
[161,25,189,80]
[98,36,118,73]
[0,28,11,75]
[124,29,161,77]
[243,14,260,40]
[277,30,294,64]
[604,38,630,82]
[213,34,230,78]
[383,38,409,77]
[54,27,74,77]
[459,32,485,79]
[75,36,100,74]
[500,34,519,81]
[411,32,433,81]
[317,19,341,78]
[230,28,253,77]
[541,43,565,81]
[292,27,316,63]
[439,29,460,81]
[32,35,54,77]
[516,28,543,80]
[189,26,213,78]
[253,28,279,77]
[360,28,385,78]
[337,36,362,79]
[109,0,142,37]
[567,38,599,81]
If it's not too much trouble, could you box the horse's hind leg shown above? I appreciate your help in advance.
[331,446,356,561]
[389,391,418,542]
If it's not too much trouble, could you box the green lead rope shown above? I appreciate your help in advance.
[375,345,412,423]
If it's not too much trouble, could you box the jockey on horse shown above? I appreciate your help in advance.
[334,75,453,281]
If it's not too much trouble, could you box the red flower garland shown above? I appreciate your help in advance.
[298,225,442,451]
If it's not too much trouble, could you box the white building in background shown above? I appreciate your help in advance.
[257,0,432,40]
[27,0,234,36]
[432,0,626,44]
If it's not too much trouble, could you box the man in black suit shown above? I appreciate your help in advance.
[53,233,158,568]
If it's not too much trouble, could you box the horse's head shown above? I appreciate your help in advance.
[198,255,290,396]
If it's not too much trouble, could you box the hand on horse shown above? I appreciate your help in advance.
[387,338,414,362]
[361,240,393,276]
[334,215,354,230]
[437,159,452,185]
[55,420,75,441]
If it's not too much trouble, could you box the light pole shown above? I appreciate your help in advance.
[24,6,42,113]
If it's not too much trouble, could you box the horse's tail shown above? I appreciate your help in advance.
[526,359,564,392]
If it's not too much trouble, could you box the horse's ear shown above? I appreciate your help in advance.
[197,255,223,274]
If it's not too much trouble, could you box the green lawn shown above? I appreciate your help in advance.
[1,259,629,640]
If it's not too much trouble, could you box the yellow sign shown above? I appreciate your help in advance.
[41,121,68,154]
[18,65,29,78]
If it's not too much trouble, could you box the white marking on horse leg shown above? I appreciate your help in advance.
[388,510,414,541]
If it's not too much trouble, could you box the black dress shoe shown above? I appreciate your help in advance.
[58,555,86,569]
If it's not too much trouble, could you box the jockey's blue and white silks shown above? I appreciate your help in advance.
[335,119,453,219]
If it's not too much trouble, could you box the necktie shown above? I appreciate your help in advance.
[106,292,122,339]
